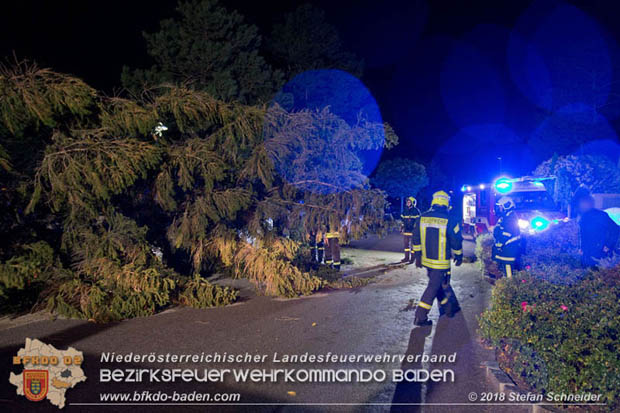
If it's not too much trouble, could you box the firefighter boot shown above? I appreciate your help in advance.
[439,297,447,317]
[443,290,461,318]
[414,301,433,326]
[414,313,432,327]
[439,306,446,317]
[438,293,461,317]
[446,297,461,318]
[401,250,410,264]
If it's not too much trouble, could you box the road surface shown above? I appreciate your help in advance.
[1,240,502,413]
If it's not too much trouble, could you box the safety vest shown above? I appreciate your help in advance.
[326,231,340,239]
[412,207,463,270]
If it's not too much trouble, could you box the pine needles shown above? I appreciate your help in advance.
[0,62,394,321]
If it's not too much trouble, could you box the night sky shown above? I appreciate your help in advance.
[2,0,620,185]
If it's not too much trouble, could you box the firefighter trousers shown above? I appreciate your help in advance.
[310,236,324,263]
[496,259,517,278]
[415,269,459,323]
[317,240,324,263]
[403,233,413,261]
[325,237,340,269]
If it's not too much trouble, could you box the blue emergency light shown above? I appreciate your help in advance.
[494,177,513,194]
[531,216,549,231]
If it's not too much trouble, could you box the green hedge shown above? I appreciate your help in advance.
[479,223,620,410]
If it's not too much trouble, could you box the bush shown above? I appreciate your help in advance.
[479,222,620,410]
[480,272,620,409]
[477,221,586,283]
[520,220,587,284]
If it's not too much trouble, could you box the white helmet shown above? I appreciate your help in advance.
[496,196,516,212]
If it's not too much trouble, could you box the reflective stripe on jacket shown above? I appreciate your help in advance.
[492,210,521,261]
[412,206,463,270]
[401,205,421,232]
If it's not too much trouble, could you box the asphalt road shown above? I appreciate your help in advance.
[1,243,499,413]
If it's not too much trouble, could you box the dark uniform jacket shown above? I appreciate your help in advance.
[412,206,463,270]
[492,210,521,263]
[580,208,619,266]
[401,205,421,234]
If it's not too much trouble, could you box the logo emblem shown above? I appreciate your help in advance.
[23,370,48,402]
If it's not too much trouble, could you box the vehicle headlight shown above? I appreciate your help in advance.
[518,219,530,229]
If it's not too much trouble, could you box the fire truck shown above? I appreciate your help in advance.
[460,176,567,238]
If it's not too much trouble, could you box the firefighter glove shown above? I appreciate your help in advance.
[453,255,463,266]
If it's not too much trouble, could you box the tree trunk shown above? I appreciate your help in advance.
[400,196,404,217]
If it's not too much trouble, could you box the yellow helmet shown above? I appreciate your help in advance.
[431,190,450,207]
[407,196,417,207]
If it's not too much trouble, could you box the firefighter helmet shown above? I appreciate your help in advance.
[496,196,516,212]
[407,196,417,207]
[431,191,450,207]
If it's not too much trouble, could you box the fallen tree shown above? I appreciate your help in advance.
[0,62,395,321]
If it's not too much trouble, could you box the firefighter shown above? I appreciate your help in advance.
[412,190,463,326]
[308,232,325,264]
[401,196,421,263]
[492,196,521,278]
[309,231,317,262]
[577,195,619,268]
[324,227,341,271]
[317,237,325,264]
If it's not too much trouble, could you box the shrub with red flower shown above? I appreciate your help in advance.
[479,222,620,410]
